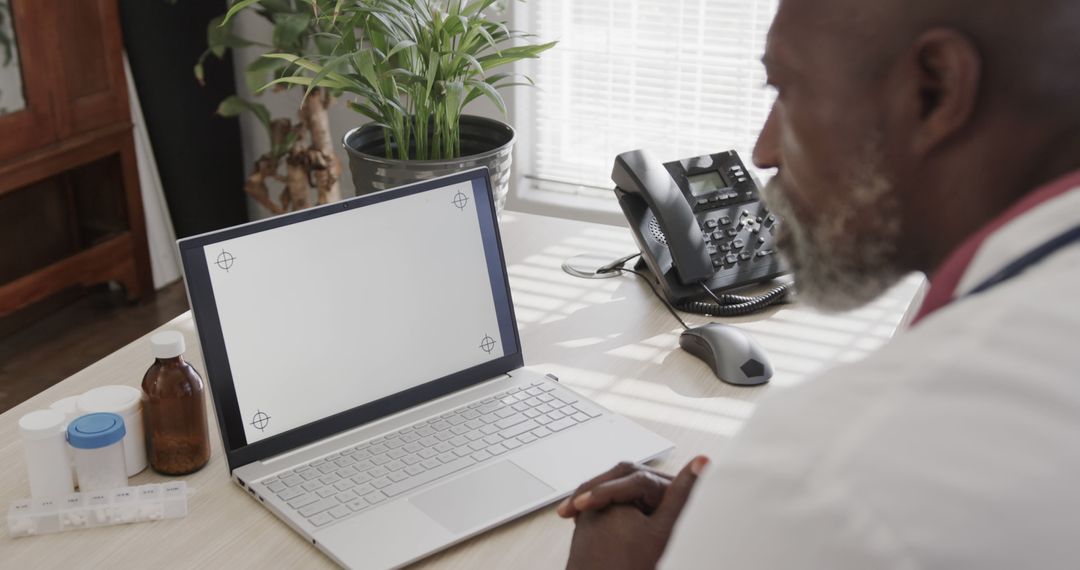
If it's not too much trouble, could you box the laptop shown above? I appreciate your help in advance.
[177,167,673,569]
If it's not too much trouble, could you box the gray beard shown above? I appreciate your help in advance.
[760,152,906,312]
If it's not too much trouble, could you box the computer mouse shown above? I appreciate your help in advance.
[679,323,773,386]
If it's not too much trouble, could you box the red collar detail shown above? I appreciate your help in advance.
[911,170,1080,325]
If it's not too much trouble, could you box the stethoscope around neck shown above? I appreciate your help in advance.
[959,224,1080,301]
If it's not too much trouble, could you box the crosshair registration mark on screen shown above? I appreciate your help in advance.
[216,249,236,272]
[250,409,271,431]
[452,191,469,210]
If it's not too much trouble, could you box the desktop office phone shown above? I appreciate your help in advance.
[613,149,787,305]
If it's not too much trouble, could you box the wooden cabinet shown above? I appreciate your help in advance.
[0,0,152,316]
[0,0,56,162]
[51,0,131,139]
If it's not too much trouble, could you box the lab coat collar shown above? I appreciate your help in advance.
[912,170,1080,324]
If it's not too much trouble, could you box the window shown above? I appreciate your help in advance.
[510,0,779,223]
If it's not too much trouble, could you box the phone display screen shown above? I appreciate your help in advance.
[687,171,727,196]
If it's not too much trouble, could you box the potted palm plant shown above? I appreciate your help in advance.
[257,0,555,210]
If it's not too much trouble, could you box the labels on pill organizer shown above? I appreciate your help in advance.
[6,481,188,537]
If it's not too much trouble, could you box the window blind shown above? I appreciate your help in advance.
[518,0,779,204]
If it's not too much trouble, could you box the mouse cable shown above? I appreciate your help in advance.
[617,267,691,331]
[595,256,691,331]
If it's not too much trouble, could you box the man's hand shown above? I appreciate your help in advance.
[557,456,708,518]
[561,456,709,570]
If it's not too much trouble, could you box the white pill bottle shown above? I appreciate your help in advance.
[19,409,76,498]
[49,395,82,485]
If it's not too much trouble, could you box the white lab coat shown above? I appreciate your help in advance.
[659,186,1080,569]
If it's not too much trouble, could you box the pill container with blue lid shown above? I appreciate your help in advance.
[68,413,128,492]
[76,385,146,476]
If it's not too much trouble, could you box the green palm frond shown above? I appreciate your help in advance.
[260,0,556,160]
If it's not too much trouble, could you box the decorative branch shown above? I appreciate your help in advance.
[198,0,344,215]
[299,88,340,205]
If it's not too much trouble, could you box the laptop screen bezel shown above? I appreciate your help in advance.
[177,168,524,472]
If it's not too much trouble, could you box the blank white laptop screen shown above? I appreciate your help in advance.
[187,176,512,445]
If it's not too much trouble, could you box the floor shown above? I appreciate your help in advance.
[0,281,189,414]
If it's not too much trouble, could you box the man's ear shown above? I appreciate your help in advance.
[909,28,982,155]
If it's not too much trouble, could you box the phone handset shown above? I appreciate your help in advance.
[612,150,714,284]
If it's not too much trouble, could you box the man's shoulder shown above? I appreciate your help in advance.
[781,247,1080,424]
[748,257,1080,465]
[707,264,1080,567]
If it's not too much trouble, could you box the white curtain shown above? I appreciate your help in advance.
[124,54,182,289]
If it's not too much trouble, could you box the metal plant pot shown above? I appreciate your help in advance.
[343,115,515,212]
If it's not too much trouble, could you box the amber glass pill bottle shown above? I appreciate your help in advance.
[141,331,210,475]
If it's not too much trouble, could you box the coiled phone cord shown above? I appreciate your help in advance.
[597,254,790,319]
[682,282,790,317]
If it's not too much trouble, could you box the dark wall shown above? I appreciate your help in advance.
[118,1,247,238]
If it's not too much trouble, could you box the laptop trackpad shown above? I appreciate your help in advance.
[409,461,554,534]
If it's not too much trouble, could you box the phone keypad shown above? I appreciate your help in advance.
[699,202,779,270]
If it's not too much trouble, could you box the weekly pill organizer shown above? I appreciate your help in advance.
[7,481,189,537]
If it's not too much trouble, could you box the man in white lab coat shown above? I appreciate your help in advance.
[559,0,1080,568]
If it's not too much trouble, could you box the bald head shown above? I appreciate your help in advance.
[775,0,1080,117]
[755,0,1080,310]
[896,0,1080,115]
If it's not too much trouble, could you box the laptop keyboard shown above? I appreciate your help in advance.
[259,381,604,529]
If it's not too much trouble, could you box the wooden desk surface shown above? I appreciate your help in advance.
[0,211,924,568]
